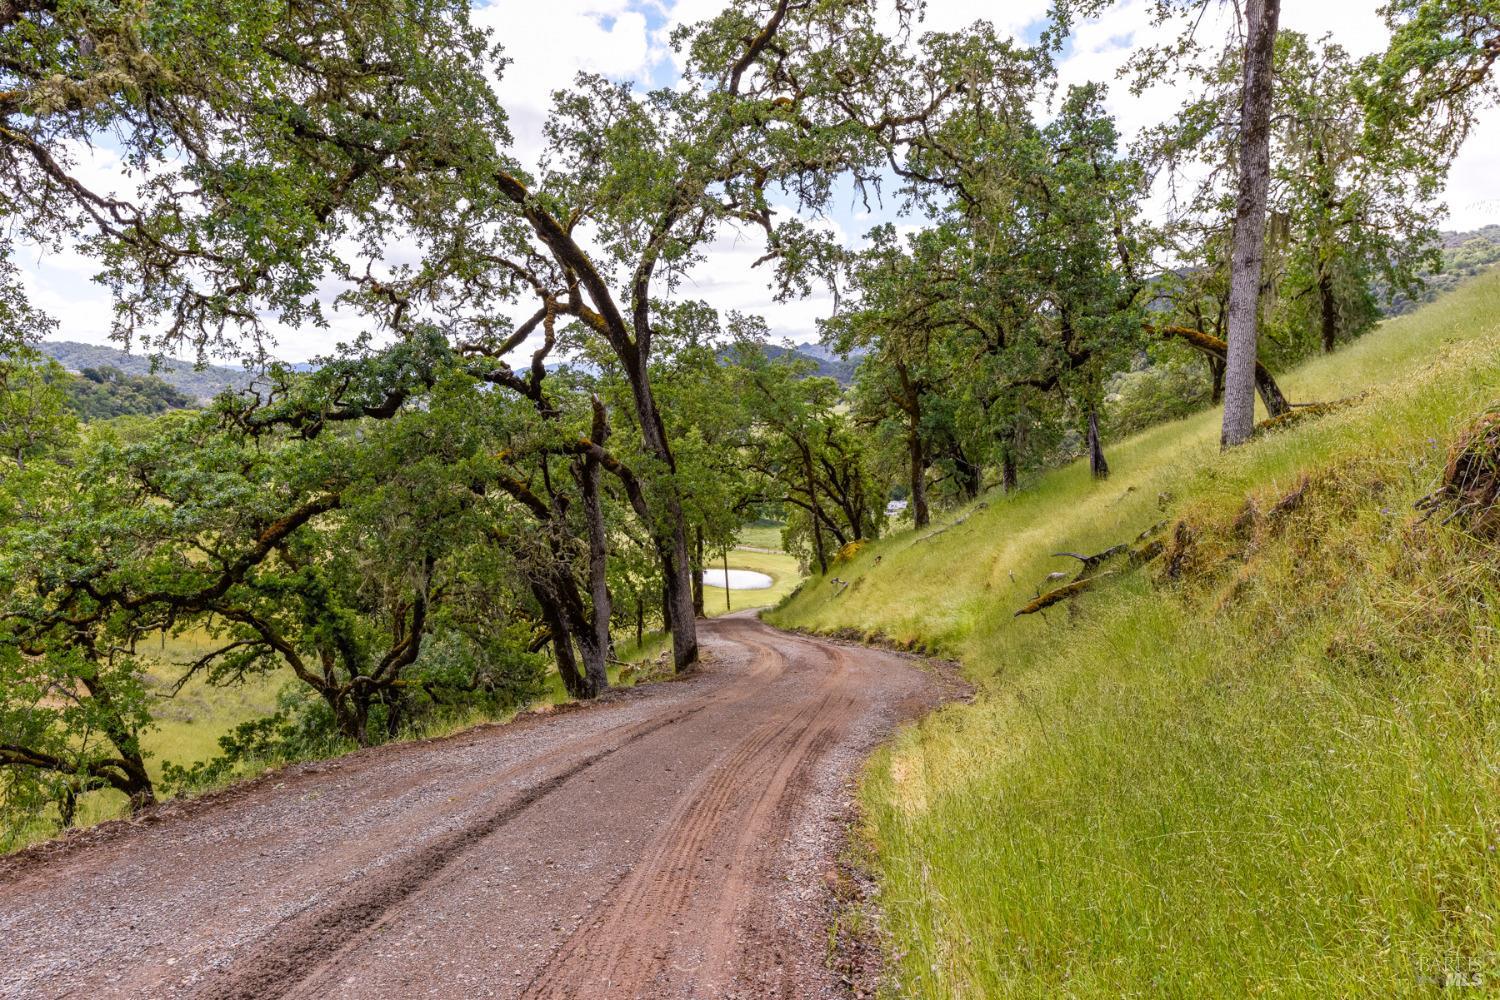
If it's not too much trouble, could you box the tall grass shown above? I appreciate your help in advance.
[769,270,1500,997]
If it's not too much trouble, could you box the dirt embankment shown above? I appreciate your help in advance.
[0,615,958,1000]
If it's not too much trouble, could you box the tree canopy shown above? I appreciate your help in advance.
[3,0,1497,843]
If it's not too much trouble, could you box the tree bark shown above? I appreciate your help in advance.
[953,448,982,500]
[78,672,157,809]
[1207,355,1225,403]
[1087,409,1109,480]
[896,360,930,528]
[1319,268,1339,354]
[577,403,612,697]
[909,432,930,529]
[622,358,699,670]
[801,444,828,574]
[692,526,705,617]
[723,550,731,613]
[1221,0,1282,448]
[533,581,587,700]
[1157,326,1290,419]
[1000,421,1021,493]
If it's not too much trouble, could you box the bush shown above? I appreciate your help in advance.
[1103,351,1215,437]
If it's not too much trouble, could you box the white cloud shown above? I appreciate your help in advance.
[1050,0,1495,232]
[477,0,657,165]
[13,0,1500,361]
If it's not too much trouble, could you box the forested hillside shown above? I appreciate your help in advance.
[38,341,250,401]
[61,366,195,420]
[1385,225,1500,315]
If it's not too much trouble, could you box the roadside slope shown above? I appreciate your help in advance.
[768,271,1500,997]
[0,617,954,1000]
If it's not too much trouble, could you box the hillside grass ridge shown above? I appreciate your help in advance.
[768,269,1500,997]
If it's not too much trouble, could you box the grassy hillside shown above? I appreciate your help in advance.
[768,270,1500,997]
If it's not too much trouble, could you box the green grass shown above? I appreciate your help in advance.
[736,523,787,550]
[2,629,288,849]
[704,546,804,616]
[768,270,1500,998]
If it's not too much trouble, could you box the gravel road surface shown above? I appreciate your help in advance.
[0,615,953,999]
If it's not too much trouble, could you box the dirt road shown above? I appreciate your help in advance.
[0,616,954,999]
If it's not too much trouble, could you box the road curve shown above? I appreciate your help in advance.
[0,615,954,1000]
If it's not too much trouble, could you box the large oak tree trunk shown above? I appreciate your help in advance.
[800,446,829,574]
[909,432,930,529]
[1319,269,1339,354]
[811,515,828,575]
[578,411,612,698]
[77,673,157,810]
[1221,0,1282,447]
[533,581,587,700]
[1087,409,1109,480]
[953,448,982,500]
[1000,421,1021,493]
[623,364,698,671]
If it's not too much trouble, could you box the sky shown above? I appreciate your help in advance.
[16,0,1500,362]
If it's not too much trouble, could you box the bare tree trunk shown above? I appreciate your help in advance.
[1000,421,1021,493]
[1207,355,1225,404]
[619,354,698,670]
[79,673,157,809]
[953,449,982,500]
[578,407,612,697]
[1221,0,1282,448]
[533,582,587,700]
[1087,409,1109,480]
[723,550,731,613]
[801,445,829,574]
[909,432,930,528]
[660,499,698,665]
[811,514,828,574]
[1319,269,1339,354]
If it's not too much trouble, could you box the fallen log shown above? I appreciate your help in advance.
[1149,325,1291,418]
[1253,394,1366,436]
[1053,543,1129,580]
[1018,530,1168,616]
[1014,573,1112,616]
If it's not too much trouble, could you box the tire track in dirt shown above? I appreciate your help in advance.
[516,636,848,997]
[192,707,704,1000]
[0,616,961,1000]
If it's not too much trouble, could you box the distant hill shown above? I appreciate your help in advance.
[1385,225,1500,316]
[63,366,196,420]
[760,344,863,385]
[38,341,252,402]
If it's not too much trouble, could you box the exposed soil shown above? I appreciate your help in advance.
[0,615,959,999]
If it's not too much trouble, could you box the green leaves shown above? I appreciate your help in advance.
[1363,1,1500,159]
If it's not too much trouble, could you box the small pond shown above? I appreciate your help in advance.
[703,568,774,590]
